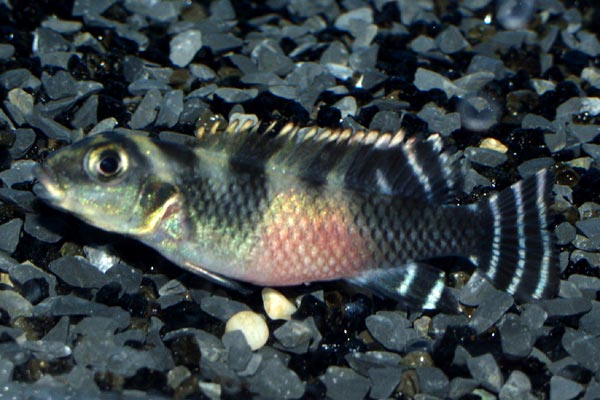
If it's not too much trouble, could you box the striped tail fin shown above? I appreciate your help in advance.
[471,169,559,301]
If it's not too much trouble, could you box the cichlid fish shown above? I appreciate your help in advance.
[34,118,558,311]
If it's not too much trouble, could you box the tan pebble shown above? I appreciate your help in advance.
[262,288,297,320]
[401,351,433,368]
[413,316,431,337]
[167,365,191,390]
[225,310,269,351]
[480,137,508,153]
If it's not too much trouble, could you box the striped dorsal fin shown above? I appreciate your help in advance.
[195,114,460,203]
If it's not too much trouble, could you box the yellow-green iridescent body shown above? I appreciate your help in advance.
[35,118,559,310]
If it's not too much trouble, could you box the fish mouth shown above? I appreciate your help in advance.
[33,164,66,204]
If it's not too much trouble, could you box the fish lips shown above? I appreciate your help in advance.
[34,164,66,204]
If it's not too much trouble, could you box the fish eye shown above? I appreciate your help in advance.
[98,152,121,176]
[86,145,129,181]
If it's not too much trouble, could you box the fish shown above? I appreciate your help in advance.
[34,117,559,311]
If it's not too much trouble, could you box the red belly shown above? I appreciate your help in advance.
[245,192,372,285]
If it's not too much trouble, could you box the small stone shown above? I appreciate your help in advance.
[214,87,258,103]
[222,330,253,372]
[72,95,98,129]
[415,367,449,398]
[584,381,600,400]
[201,295,250,322]
[429,314,469,338]
[469,288,514,334]
[333,96,358,119]
[8,128,36,159]
[499,314,534,358]
[480,137,508,153]
[0,290,33,320]
[409,35,436,53]
[458,93,500,131]
[34,294,122,318]
[0,159,36,187]
[247,357,304,399]
[571,249,600,268]
[517,157,555,179]
[556,222,577,245]
[9,261,57,297]
[531,79,556,95]
[540,297,592,317]
[43,316,69,342]
[334,7,373,35]
[459,272,497,306]
[252,39,294,75]
[366,311,416,352]
[129,89,162,130]
[273,318,320,354]
[417,102,461,136]
[320,366,371,400]
[583,143,600,163]
[562,328,600,372]
[169,30,203,67]
[190,64,217,81]
[48,256,108,289]
[198,381,221,400]
[23,213,63,243]
[550,376,583,400]
[368,366,403,399]
[449,377,479,398]
[167,365,191,390]
[570,276,600,300]
[0,218,22,254]
[21,339,72,361]
[414,68,457,98]
[155,90,183,128]
[262,288,297,320]
[467,55,506,79]
[467,353,504,393]
[464,146,507,167]
[345,351,402,375]
[0,359,14,383]
[499,370,532,400]
[225,310,269,351]
[549,356,579,376]
[435,26,469,54]
[370,110,402,133]
[576,218,600,240]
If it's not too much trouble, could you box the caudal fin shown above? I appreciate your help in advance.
[471,169,559,301]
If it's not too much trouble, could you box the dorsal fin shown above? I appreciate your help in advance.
[194,115,461,203]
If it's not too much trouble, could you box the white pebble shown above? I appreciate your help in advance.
[225,311,269,351]
[262,288,297,320]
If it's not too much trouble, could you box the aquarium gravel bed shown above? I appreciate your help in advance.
[1,0,600,399]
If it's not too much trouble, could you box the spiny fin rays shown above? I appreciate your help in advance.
[194,115,460,203]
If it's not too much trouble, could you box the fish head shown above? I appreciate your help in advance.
[35,132,177,235]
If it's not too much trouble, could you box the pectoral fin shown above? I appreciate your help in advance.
[183,261,253,295]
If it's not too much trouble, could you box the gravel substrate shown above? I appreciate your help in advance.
[1,0,600,399]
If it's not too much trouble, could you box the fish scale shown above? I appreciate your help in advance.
[34,117,559,311]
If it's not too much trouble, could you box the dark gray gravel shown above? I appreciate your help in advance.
[320,366,370,400]
[467,353,504,393]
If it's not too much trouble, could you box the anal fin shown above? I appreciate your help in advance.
[348,263,459,312]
